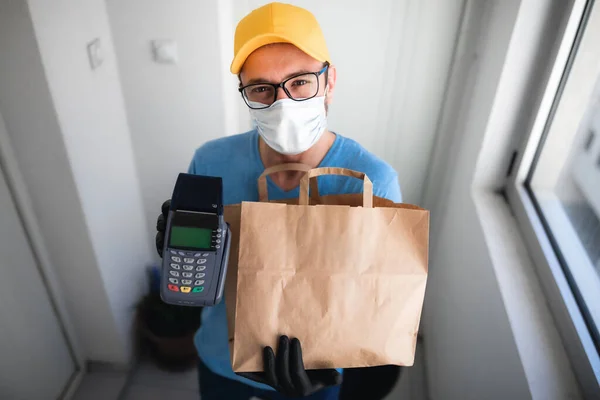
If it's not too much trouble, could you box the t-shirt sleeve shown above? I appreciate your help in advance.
[187,157,196,174]
[381,173,403,203]
[187,149,204,175]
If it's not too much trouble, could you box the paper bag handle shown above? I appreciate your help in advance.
[257,163,320,202]
[299,167,373,208]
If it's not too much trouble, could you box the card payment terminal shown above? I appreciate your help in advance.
[160,173,231,307]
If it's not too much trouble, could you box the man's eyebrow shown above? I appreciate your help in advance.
[243,69,316,86]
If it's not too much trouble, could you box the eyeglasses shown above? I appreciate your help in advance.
[239,64,329,109]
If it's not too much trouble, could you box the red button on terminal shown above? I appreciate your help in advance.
[168,284,179,292]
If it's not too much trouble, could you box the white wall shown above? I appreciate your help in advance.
[106,0,464,247]
[26,0,153,363]
[105,0,231,256]
[422,1,534,397]
[0,0,152,364]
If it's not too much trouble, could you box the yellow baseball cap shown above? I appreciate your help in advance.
[230,2,331,74]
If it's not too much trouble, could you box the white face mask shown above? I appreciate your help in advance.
[249,95,327,155]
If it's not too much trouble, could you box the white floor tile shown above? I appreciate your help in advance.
[125,384,199,400]
[71,371,127,400]
[130,359,199,392]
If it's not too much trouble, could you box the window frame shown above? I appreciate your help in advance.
[506,0,600,394]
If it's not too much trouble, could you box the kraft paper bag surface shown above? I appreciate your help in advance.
[230,167,430,372]
[224,164,320,353]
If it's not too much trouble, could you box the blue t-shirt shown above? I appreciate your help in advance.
[189,130,402,389]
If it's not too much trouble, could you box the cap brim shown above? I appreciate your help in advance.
[230,33,328,74]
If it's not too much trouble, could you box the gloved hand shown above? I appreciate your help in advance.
[237,335,342,397]
[155,199,171,258]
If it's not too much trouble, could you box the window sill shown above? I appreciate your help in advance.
[472,189,583,399]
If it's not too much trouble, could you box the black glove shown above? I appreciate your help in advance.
[237,335,342,397]
[155,199,171,258]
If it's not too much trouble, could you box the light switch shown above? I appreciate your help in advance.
[152,39,178,64]
[87,38,103,70]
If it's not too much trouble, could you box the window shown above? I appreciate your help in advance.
[528,51,600,347]
[507,0,600,394]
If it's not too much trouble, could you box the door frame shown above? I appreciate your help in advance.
[0,112,85,399]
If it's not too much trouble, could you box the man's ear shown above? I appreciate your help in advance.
[324,64,337,107]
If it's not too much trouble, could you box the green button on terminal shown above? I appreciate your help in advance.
[192,286,204,293]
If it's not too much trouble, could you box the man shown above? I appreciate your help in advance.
[156,2,402,399]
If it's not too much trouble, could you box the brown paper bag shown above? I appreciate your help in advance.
[230,167,429,372]
[224,164,320,356]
